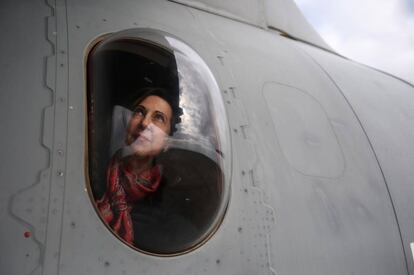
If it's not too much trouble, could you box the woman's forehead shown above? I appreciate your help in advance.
[138,95,172,116]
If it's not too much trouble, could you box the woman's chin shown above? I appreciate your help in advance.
[132,146,160,158]
[122,141,165,159]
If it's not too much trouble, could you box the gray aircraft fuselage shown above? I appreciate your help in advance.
[1,0,414,274]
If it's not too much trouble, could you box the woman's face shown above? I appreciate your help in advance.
[125,95,173,158]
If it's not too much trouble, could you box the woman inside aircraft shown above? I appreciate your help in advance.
[96,87,183,245]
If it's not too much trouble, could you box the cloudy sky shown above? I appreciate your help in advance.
[293,0,414,84]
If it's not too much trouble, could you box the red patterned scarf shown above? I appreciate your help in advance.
[96,153,162,244]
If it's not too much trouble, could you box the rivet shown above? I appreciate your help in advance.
[69,106,74,110]
[57,149,64,156]
[57,170,64,177]
[217,55,225,65]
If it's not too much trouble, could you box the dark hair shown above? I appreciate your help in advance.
[132,87,182,135]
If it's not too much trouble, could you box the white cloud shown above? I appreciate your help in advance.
[294,0,414,84]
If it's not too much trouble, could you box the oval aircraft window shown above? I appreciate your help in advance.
[86,29,230,255]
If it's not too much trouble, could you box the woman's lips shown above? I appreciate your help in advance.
[136,133,151,143]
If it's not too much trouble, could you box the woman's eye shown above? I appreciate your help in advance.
[134,107,145,117]
[154,113,166,123]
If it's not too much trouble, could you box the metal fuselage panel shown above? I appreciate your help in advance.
[0,1,53,274]
[0,0,412,274]
[300,43,414,274]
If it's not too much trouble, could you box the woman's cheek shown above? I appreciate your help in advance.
[151,126,168,152]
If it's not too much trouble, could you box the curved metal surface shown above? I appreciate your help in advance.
[299,41,414,274]
[0,0,412,274]
[169,0,333,51]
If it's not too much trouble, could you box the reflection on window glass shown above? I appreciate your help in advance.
[87,29,230,254]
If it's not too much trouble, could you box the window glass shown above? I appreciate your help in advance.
[87,29,230,255]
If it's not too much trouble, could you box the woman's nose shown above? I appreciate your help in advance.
[140,115,151,129]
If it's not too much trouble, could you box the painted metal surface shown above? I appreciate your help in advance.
[264,0,332,51]
[300,42,414,274]
[0,0,412,274]
[202,16,406,273]
[169,0,332,51]
[0,1,53,274]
